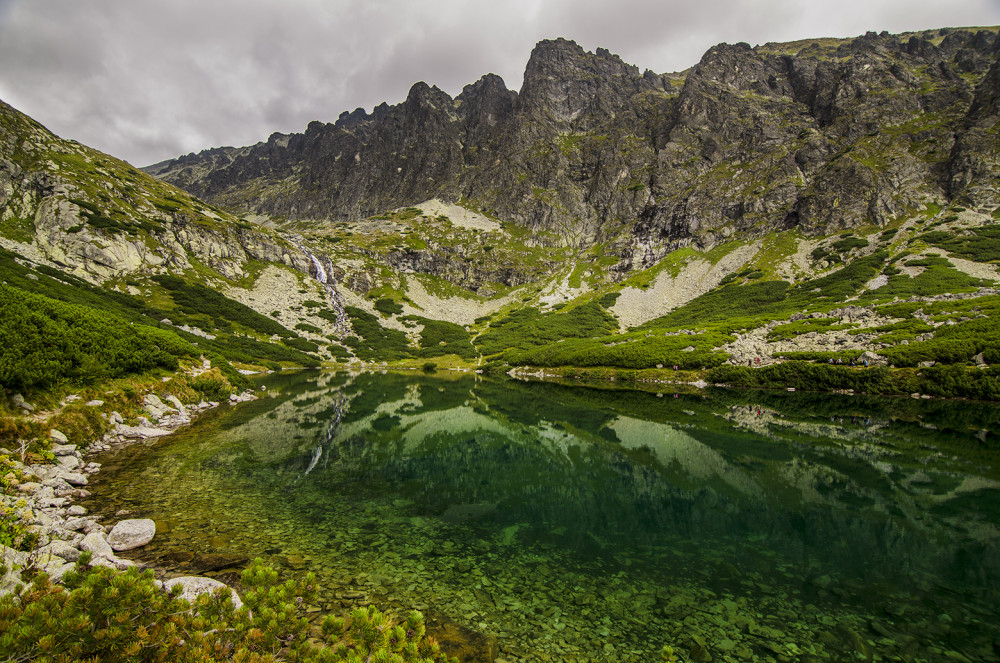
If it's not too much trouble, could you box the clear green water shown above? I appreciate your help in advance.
[86,372,1000,662]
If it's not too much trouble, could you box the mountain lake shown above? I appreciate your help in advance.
[84,370,1000,662]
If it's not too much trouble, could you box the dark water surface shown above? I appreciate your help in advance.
[86,371,1000,662]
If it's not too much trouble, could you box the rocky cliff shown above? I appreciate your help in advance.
[147,27,1000,267]
[0,100,309,281]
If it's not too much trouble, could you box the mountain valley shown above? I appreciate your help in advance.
[3,25,1000,400]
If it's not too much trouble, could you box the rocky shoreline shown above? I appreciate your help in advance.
[0,388,258,603]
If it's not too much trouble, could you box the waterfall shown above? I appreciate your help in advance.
[308,253,328,284]
[292,236,351,336]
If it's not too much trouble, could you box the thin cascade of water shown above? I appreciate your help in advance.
[292,237,351,336]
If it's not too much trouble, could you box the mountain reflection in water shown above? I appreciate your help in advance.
[88,371,1000,662]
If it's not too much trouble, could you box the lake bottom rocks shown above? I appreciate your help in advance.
[1,392,258,612]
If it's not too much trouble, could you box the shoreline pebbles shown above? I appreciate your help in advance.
[1,389,258,600]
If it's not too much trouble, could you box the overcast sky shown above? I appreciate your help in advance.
[1,0,998,167]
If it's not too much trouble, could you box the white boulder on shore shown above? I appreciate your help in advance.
[79,531,114,558]
[165,576,244,609]
[1,387,259,602]
[108,518,156,551]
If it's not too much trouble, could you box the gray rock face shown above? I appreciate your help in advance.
[949,50,1000,208]
[118,425,174,439]
[50,443,76,456]
[79,531,114,558]
[107,518,156,551]
[61,472,89,486]
[39,539,82,562]
[0,97,315,286]
[164,576,243,609]
[147,28,998,268]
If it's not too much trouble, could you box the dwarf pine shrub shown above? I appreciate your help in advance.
[0,556,457,663]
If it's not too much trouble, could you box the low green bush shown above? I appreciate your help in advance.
[0,285,192,392]
[283,338,320,354]
[343,307,411,361]
[476,302,617,355]
[831,237,869,253]
[154,275,292,338]
[507,334,729,370]
[408,318,475,359]
[920,225,1000,262]
[374,298,404,316]
[597,292,620,308]
[189,375,232,402]
[0,557,457,662]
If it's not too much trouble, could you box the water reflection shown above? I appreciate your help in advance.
[87,372,1000,662]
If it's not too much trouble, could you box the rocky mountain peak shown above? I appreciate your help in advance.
[405,82,453,110]
[456,74,516,137]
[334,107,370,129]
[142,26,1000,256]
[458,73,513,103]
[517,38,642,126]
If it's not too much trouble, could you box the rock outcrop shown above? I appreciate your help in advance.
[147,28,1000,261]
[0,99,313,282]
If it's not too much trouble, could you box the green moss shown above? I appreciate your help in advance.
[0,216,35,243]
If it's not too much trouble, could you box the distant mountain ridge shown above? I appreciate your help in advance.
[146,26,1000,268]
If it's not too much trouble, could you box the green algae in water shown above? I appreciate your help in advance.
[86,372,1000,662]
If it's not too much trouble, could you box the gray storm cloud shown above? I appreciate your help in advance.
[0,0,997,166]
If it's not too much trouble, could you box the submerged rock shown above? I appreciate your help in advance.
[190,552,249,572]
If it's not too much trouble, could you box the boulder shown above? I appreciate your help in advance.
[144,394,177,419]
[62,472,89,486]
[1,544,31,570]
[58,455,82,471]
[11,393,34,412]
[164,576,243,609]
[44,561,77,581]
[79,532,113,558]
[89,556,135,571]
[165,395,187,412]
[39,540,82,562]
[49,430,69,444]
[51,443,77,456]
[63,517,91,532]
[108,518,156,551]
[117,425,174,439]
